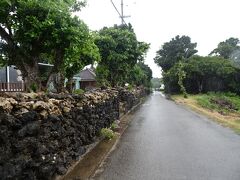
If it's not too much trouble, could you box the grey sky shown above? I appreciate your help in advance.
[77,0,240,78]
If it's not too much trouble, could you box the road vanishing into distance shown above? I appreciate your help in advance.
[94,92,240,180]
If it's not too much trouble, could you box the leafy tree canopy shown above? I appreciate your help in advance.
[209,37,240,59]
[151,78,162,89]
[154,35,198,72]
[129,62,152,87]
[0,0,98,92]
[163,56,239,94]
[95,24,150,87]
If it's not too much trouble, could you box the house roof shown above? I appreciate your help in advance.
[74,68,96,81]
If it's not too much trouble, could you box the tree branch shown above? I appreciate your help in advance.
[0,25,14,46]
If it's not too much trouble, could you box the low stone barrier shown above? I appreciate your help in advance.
[0,87,148,179]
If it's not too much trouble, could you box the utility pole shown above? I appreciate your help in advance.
[121,0,124,24]
[110,0,130,25]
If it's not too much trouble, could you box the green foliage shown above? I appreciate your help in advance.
[30,82,38,93]
[126,84,134,91]
[185,56,238,93]
[64,30,100,80]
[95,25,150,87]
[196,92,240,114]
[162,66,180,94]
[176,62,187,98]
[0,0,95,92]
[153,35,240,96]
[73,89,84,95]
[110,122,118,131]
[196,94,219,110]
[137,41,151,62]
[96,65,111,87]
[209,37,240,59]
[162,55,240,94]
[151,78,161,89]
[154,35,198,72]
[230,50,240,69]
[129,62,152,88]
[100,128,115,140]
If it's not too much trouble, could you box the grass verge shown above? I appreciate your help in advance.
[172,93,240,134]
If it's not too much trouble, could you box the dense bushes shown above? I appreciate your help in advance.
[195,92,240,114]
[155,35,240,95]
[163,56,240,94]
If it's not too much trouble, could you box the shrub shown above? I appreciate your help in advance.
[110,122,118,130]
[30,83,38,92]
[196,92,240,113]
[73,89,84,95]
[100,128,115,140]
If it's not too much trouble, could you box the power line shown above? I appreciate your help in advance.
[110,0,130,25]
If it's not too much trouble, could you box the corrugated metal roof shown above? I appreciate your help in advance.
[74,68,96,81]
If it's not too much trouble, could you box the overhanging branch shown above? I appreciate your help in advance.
[0,25,14,46]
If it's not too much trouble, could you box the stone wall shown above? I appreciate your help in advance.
[118,87,149,115]
[0,88,147,180]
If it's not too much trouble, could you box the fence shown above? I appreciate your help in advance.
[0,82,25,92]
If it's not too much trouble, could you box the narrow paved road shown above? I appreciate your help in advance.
[94,92,240,180]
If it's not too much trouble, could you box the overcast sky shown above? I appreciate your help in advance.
[76,0,240,78]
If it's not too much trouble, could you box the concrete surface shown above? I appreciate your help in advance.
[94,92,240,180]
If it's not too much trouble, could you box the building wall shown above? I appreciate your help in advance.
[0,66,23,83]
[0,67,6,82]
[80,81,96,90]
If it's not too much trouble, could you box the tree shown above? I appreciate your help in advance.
[129,62,152,87]
[185,56,238,93]
[176,61,187,98]
[163,55,239,94]
[162,65,180,94]
[95,25,150,87]
[0,0,96,92]
[230,50,240,69]
[137,41,150,62]
[41,14,98,92]
[209,37,240,59]
[154,35,198,72]
[137,62,152,87]
[151,78,161,89]
[63,30,100,92]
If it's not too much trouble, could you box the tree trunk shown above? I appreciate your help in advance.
[49,49,65,93]
[55,72,65,93]
[66,77,74,93]
[23,61,42,92]
[197,80,203,93]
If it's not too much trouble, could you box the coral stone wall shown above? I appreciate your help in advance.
[0,88,147,179]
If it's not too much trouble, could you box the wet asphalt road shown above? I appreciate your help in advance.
[95,92,240,180]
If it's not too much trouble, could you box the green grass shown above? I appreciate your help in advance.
[73,89,85,95]
[172,93,240,134]
[195,92,240,114]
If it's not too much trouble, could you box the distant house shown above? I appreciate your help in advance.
[0,63,53,92]
[0,65,97,92]
[0,66,24,92]
[73,68,97,90]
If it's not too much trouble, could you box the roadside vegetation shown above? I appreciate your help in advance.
[151,78,162,90]
[100,128,116,140]
[0,0,152,93]
[172,93,240,133]
[155,36,240,132]
[195,92,240,114]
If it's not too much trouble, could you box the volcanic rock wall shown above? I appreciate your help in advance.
[0,88,147,180]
